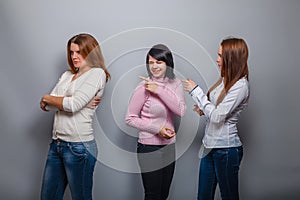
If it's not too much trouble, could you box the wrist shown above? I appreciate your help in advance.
[189,85,198,94]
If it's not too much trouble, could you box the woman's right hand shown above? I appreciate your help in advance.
[40,96,48,112]
[159,126,176,139]
[182,79,197,92]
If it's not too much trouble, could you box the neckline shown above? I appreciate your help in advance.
[71,67,93,82]
[152,77,169,83]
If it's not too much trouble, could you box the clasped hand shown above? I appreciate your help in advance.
[159,126,176,139]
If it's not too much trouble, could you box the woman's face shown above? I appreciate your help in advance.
[70,43,86,69]
[148,55,167,79]
[216,45,223,72]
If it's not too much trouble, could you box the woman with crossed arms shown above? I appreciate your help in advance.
[40,33,110,200]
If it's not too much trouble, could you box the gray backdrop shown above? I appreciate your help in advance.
[0,0,299,199]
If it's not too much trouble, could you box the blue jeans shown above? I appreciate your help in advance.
[137,143,175,200]
[197,146,243,200]
[41,139,98,200]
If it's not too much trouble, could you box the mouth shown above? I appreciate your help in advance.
[151,68,161,74]
[73,60,80,65]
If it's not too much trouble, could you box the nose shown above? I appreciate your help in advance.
[152,62,160,68]
[71,52,79,59]
[216,57,221,64]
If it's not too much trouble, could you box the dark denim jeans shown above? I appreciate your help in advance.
[41,139,98,200]
[197,146,243,200]
[137,142,175,200]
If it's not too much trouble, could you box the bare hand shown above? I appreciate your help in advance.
[182,79,197,92]
[139,76,158,93]
[86,96,101,109]
[40,96,48,112]
[193,104,204,116]
[159,126,176,139]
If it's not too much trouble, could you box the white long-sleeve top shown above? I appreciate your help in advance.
[48,68,106,142]
[190,77,249,148]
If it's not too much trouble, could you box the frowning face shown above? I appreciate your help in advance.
[70,43,86,69]
[216,45,223,72]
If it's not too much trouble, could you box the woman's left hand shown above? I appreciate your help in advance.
[159,126,176,139]
[182,79,197,92]
[86,96,101,109]
[139,76,158,93]
[193,104,204,116]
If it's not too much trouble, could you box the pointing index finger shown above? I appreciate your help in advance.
[139,76,150,82]
[181,79,188,83]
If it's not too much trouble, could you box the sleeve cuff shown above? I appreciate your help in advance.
[62,97,72,112]
[189,85,199,94]
[190,85,202,96]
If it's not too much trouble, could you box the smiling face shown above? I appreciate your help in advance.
[70,43,86,69]
[148,55,167,79]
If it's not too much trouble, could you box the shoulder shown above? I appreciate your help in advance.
[230,77,249,95]
[60,70,73,79]
[136,81,146,90]
[88,68,106,79]
[90,67,105,75]
[63,70,73,75]
[167,78,182,87]
[234,77,249,89]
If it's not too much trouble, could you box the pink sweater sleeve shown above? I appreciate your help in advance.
[125,84,161,134]
[155,80,186,117]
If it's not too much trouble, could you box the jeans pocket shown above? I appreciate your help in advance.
[69,143,88,157]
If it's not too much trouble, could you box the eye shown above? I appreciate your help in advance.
[149,61,155,65]
[157,61,163,64]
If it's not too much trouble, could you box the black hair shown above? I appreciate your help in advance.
[146,44,175,79]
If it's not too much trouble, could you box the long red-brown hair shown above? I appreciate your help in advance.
[67,33,111,82]
[208,37,249,105]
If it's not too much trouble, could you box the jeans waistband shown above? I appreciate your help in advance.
[52,138,95,145]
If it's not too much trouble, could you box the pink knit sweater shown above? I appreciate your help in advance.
[125,77,186,145]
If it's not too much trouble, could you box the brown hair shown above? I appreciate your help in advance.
[208,37,249,105]
[67,33,111,82]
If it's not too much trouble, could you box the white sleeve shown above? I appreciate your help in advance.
[63,68,106,113]
[45,71,69,112]
[190,79,249,124]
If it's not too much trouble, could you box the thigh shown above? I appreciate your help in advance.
[137,143,165,200]
[214,146,243,200]
[63,141,98,200]
[41,142,67,200]
[197,149,217,200]
[137,143,163,173]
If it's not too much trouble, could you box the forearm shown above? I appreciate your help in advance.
[42,94,64,111]
[190,86,213,117]
[155,84,186,117]
[125,115,161,134]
